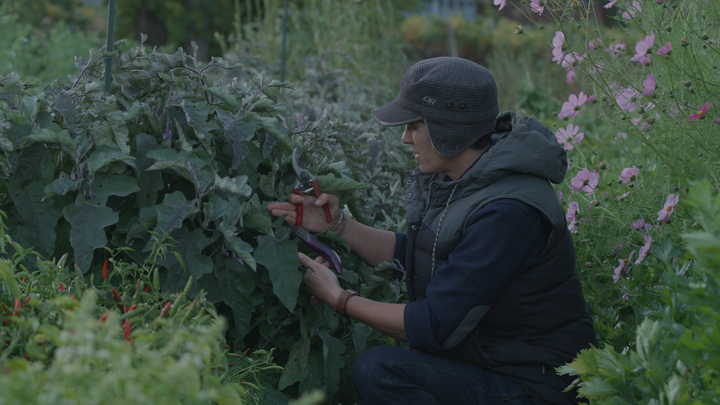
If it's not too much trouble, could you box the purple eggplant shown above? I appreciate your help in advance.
[287,223,343,274]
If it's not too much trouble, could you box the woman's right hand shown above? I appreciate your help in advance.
[266,192,342,234]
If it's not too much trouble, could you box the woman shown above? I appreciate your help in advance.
[267,57,596,405]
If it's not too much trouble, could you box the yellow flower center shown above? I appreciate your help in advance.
[666,206,672,212]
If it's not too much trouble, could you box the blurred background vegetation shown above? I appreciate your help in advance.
[0,0,623,115]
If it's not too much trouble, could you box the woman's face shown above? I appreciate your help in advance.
[401,120,451,175]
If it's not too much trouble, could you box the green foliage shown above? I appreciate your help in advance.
[218,0,414,88]
[0,2,104,84]
[559,180,720,403]
[0,224,281,404]
[0,41,402,402]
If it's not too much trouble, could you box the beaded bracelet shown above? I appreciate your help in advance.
[330,211,347,237]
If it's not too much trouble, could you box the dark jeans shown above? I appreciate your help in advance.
[353,345,549,405]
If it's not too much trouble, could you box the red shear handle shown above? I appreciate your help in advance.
[312,178,333,223]
[293,189,303,226]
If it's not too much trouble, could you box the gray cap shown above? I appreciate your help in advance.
[371,57,499,157]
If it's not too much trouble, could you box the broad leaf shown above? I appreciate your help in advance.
[23,126,79,155]
[278,337,311,390]
[8,180,63,257]
[315,174,367,194]
[63,195,119,273]
[90,172,140,203]
[318,330,346,396]
[215,258,256,340]
[44,172,79,199]
[217,222,257,270]
[255,236,300,312]
[85,146,138,176]
[163,228,213,280]
[154,191,198,237]
[214,173,252,197]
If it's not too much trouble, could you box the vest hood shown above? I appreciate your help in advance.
[433,111,568,191]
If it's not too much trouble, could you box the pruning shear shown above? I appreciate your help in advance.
[285,222,343,275]
[291,148,333,227]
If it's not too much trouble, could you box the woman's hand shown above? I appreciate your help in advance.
[266,193,341,233]
[298,253,342,307]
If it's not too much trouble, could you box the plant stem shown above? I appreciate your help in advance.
[104,0,116,95]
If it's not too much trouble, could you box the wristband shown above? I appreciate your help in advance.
[334,289,358,318]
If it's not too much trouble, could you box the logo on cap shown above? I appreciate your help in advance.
[423,96,436,105]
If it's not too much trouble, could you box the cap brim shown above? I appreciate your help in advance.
[371,99,422,127]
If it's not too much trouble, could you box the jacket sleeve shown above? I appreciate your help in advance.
[403,199,551,352]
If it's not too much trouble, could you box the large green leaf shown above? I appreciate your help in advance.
[278,336,311,390]
[318,330,346,396]
[216,109,255,172]
[170,228,213,280]
[154,191,198,237]
[214,174,252,197]
[23,126,78,155]
[217,222,257,271]
[254,236,301,312]
[85,146,138,176]
[314,174,367,194]
[7,180,63,257]
[215,258,256,340]
[63,195,119,273]
[90,172,140,203]
[93,95,131,154]
[44,172,78,199]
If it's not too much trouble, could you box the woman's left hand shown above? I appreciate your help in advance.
[298,253,343,307]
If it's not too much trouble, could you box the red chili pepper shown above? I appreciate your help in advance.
[158,302,172,319]
[126,304,137,314]
[13,298,20,317]
[24,296,31,305]
[99,311,109,323]
[24,354,29,361]
[103,260,108,281]
[123,319,131,342]
[59,283,65,292]
[111,288,124,312]
[21,277,26,282]
[145,286,150,293]
[71,294,76,300]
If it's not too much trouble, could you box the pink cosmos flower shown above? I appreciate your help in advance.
[635,235,652,265]
[607,43,626,58]
[588,95,597,103]
[630,219,645,230]
[642,74,656,96]
[562,52,584,70]
[613,251,636,282]
[688,102,711,121]
[622,1,641,19]
[714,117,720,124]
[552,32,566,64]
[604,0,617,8]
[530,0,545,14]
[566,70,576,83]
[556,124,584,150]
[630,32,655,65]
[559,92,588,120]
[566,202,579,234]
[571,168,599,196]
[494,0,507,10]
[619,166,639,184]
[657,194,679,222]
[588,39,603,50]
[616,87,640,112]
[616,191,630,200]
[657,42,672,56]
